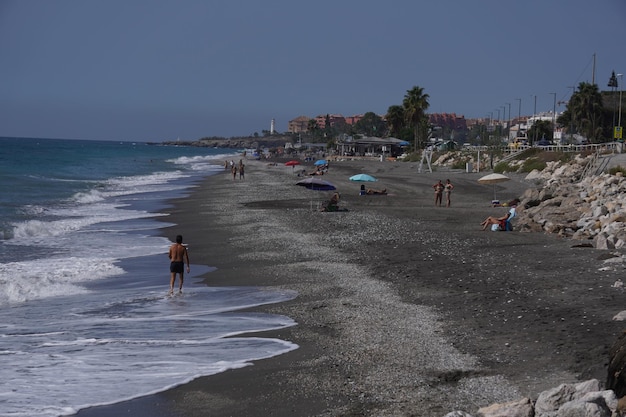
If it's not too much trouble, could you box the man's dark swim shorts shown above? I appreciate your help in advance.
[170,261,185,273]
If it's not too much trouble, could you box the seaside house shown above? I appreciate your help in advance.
[335,136,409,157]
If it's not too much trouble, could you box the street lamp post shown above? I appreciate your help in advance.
[550,92,557,142]
[495,108,501,141]
[531,95,537,145]
[618,74,624,138]
[568,86,575,143]
[609,71,618,137]
[488,112,493,144]
[506,103,511,141]
[515,98,521,140]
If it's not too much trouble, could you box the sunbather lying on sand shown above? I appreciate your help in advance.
[366,188,387,195]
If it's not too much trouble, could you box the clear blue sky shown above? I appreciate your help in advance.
[1,0,624,141]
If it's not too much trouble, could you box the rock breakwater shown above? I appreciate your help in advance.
[512,154,626,250]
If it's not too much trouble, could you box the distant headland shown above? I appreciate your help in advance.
[152,135,291,149]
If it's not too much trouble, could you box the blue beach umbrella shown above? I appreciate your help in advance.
[349,173,377,182]
[314,159,328,166]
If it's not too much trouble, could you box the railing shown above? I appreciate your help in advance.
[462,142,620,154]
[579,150,601,180]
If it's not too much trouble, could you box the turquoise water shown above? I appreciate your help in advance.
[0,137,297,417]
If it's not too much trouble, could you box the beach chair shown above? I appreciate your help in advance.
[504,207,516,231]
[490,207,516,232]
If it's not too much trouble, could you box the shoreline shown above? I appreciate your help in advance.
[76,158,626,416]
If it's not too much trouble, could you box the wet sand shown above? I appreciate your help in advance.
[76,157,626,417]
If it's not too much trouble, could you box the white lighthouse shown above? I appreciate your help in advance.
[270,118,275,135]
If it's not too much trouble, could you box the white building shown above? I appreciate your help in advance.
[509,111,563,142]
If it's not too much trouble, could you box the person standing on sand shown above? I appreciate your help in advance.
[168,235,190,294]
[433,180,444,206]
[239,163,245,180]
[444,179,454,207]
[231,164,237,180]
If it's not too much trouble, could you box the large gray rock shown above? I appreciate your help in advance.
[535,380,602,416]
[476,397,534,417]
[555,390,613,417]
[512,158,626,248]
[607,332,626,398]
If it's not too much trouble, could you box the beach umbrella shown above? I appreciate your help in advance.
[285,160,301,171]
[349,173,377,182]
[314,159,327,166]
[296,177,336,191]
[296,178,337,210]
[478,173,510,200]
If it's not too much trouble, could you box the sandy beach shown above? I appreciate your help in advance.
[76,157,626,417]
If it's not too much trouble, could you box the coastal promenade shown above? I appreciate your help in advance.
[77,157,626,416]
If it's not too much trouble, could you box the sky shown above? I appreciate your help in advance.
[0,0,625,142]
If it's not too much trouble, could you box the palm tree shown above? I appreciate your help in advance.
[385,105,405,138]
[402,86,430,149]
[558,82,605,143]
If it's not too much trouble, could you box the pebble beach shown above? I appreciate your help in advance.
[76,157,626,417]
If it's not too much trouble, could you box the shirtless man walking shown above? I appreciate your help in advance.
[168,235,190,294]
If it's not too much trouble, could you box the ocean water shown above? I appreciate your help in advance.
[0,138,297,417]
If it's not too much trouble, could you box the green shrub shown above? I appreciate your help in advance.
[451,159,469,169]
[609,165,626,176]
[521,158,546,172]
[493,161,512,173]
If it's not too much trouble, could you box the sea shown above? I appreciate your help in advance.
[0,137,298,417]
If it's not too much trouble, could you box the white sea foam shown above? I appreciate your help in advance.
[0,257,124,305]
[0,144,297,416]
[0,286,298,417]
[168,153,239,171]
[11,204,166,240]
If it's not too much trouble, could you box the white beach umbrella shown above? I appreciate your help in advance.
[478,173,510,200]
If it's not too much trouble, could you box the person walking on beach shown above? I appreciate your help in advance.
[231,164,238,180]
[444,179,454,207]
[239,163,245,180]
[433,180,444,207]
[168,235,190,294]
